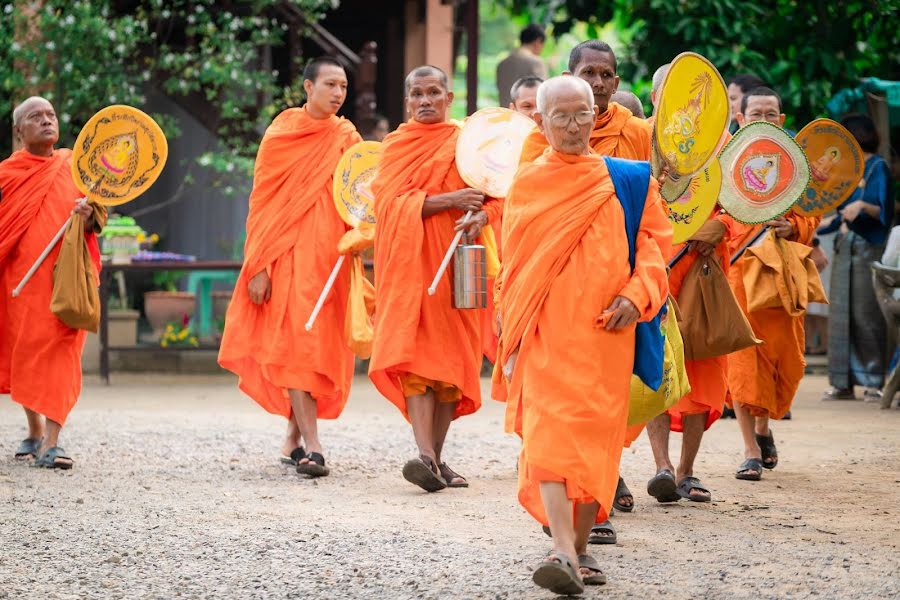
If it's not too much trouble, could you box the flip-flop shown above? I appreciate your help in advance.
[755,431,779,469]
[14,437,42,460]
[647,468,680,502]
[438,462,468,488]
[735,458,763,481]
[532,550,584,596]
[822,388,856,400]
[296,452,330,477]
[676,476,712,502]
[588,520,617,545]
[279,446,306,466]
[402,455,447,493]
[578,553,607,586]
[33,447,73,470]
[613,476,634,512]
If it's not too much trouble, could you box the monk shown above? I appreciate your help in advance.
[497,76,669,593]
[509,76,542,119]
[727,86,820,481]
[610,90,645,119]
[369,65,501,492]
[519,40,651,164]
[647,62,671,124]
[218,57,362,477]
[1,96,105,470]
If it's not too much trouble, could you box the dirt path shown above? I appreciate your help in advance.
[2,374,899,599]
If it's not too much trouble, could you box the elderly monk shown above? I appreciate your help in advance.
[498,76,670,594]
[369,65,501,492]
[727,86,820,481]
[218,57,362,477]
[648,63,671,123]
[520,40,651,164]
[509,76,543,119]
[610,91,645,119]
[1,96,104,469]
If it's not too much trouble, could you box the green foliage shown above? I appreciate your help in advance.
[1,0,334,185]
[492,0,900,127]
[151,270,186,292]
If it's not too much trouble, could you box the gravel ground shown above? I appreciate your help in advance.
[1,373,899,599]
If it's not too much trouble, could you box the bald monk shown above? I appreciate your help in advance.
[610,91,645,119]
[509,76,543,119]
[1,96,105,469]
[519,40,651,164]
[727,86,820,481]
[497,76,669,593]
[370,66,501,492]
[648,63,671,124]
[218,57,362,477]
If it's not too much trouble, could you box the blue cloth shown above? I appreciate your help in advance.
[603,156,665,392]
[817,155,893,246]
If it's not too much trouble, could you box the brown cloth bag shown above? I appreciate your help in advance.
[678,255,762,360]
[50,213,100,332]
[742,234,828,317]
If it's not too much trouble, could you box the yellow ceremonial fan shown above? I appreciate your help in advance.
[455,107,536,198]
[655,52,730,180]
[72,105,168,206]
[333,141,381,228]
[668,158,722,244]
[793,118,865,217]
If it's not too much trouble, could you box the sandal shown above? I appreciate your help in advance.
[402,455,447,493]
[296,452,330,477]
[864,388,883,402]
[279,446,306,466]
[532,550,584,596]
[438,462,468,488]
[676,476,712,502]
[613,476,634,512]
[735,458,763,481]
[14,437,42,460]
[647,468,679,502]
[755,431,778,469]
[822,388,856,401]
[588,520,617,545]
[33,447,73,470]
[577,553,607,586]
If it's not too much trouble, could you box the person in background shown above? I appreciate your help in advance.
[610,90,645,119]
[821,114,894,401]
[359,113,389,142]
[727,73,767,133]
[496,24,548,108]
[509,76,543,119]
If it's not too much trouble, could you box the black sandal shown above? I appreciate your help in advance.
[438,462,468,488]
[647,468,680,502]
[735,458,763,481]
[279,446,305,466]
[578,553,607,585]
[402,455,447,492]
[588,520,617,545]
[296,452,330,477]
[532,551,584,596]
[613,476,634,512]
[755,431,778,469]
[676,476,712,502]
[15,437,42,460]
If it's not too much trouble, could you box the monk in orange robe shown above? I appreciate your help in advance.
[497,76,670,593]
[727,87,821,481]
[519,41,651,165]
[218,57,362,477]
[1,96,104,470]
[369,66,501,492]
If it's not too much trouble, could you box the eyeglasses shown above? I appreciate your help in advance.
[548,111,595,128]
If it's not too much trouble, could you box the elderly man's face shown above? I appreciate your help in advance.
[406,75,452,124]
[510,86,538,119]
[536,86,598,155]
[15,98,59,149]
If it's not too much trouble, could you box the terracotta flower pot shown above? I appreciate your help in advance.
[211,290,233,322]
[144,291,196,336]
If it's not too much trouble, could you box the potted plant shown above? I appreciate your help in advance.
[144,271,195,337]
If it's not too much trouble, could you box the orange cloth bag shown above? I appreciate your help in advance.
[50,213,100,332]
[338,227,376,358]
[742,234,828,316]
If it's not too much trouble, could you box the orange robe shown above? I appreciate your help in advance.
[369,120,500,420]
[519,102,652,164]
[725,214,820,419]
[0,149,101,426]
[498,151,670,525]
[218,107,361,420]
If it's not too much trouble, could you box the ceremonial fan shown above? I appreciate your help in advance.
[427,107,536,306]
[304,140,380,330]
[12,105,168,297]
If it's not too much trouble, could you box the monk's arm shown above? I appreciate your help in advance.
[482,196,503,228]
[785,213,821,245]
[421,188,484,218]
[618,183,672,321]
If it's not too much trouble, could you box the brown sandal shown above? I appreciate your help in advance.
[402,455,447,492]
[438,462,468,488]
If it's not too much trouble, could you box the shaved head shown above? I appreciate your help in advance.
[611,91,645,119]
[536,76,594,114]
[651,64,670,95]
[12,96,52,126]
[404,65,449,94]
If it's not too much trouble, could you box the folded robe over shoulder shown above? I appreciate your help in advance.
[498,150,670,525]
[0,149,102,426]
[218,107,361,420]
[368,120,502,421]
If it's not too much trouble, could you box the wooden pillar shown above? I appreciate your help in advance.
[465,0,478,116]
[356,41,378,120]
